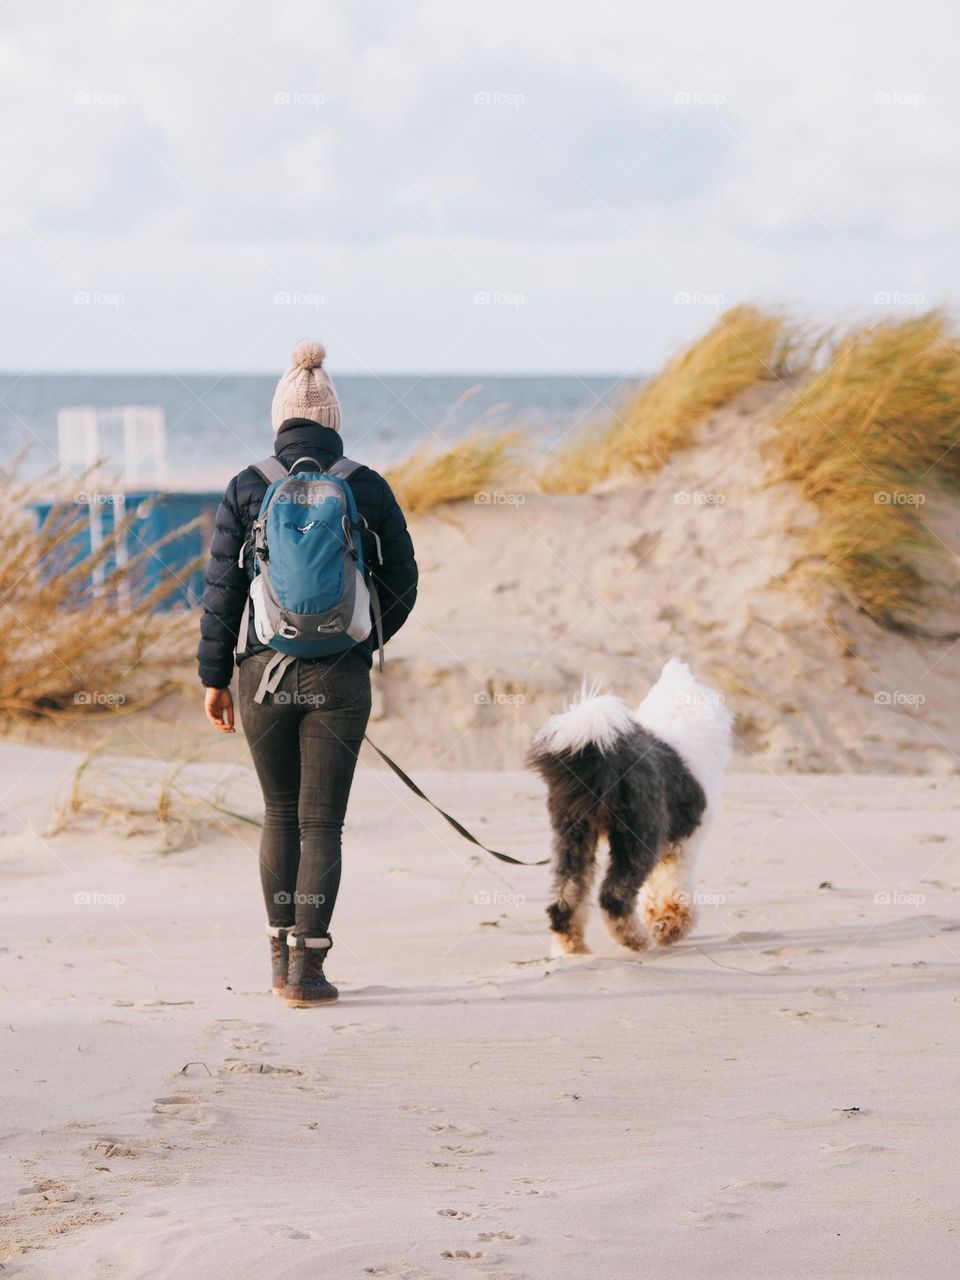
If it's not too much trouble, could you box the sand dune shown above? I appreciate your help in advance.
[367,385,960,774]
[2,747,959,1277]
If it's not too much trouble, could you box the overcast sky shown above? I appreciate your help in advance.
[0,0,956,374]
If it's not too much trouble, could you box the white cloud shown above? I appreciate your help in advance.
[0,0,957,371]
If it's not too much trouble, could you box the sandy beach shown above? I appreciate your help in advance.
[2,742,959,1278]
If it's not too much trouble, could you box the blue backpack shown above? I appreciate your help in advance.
[236,454,384,702]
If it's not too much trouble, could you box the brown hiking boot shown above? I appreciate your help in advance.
[283,934,338,1007]
[267,925,292,995]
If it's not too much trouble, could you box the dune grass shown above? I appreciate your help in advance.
[385,430,522,515]
[53,748,260,851]
[0,466,199,719]
[773,310,960,626]
[539,305,792,494]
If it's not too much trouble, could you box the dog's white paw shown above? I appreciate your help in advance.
[643,896,695,946]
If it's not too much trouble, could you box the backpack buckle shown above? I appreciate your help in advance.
[277,620,299,639]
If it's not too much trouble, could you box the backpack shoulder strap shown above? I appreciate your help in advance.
[249,456,288,485]
[326,456,365,480]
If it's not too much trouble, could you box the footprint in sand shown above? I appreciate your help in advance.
[398,1104,441,1115]
[684,1209,745,1227]
[426,1124,488,1139]
[220,1060,302,1076]
[506,1180,556,1198]
[231,1037,271,1053]
[363,1265,422,1277]
[477,1230,527,1244]
[152,1095,209,1124]
[440,1250,485,1260]
[263,1223,320,1240]
[437,1208,481,1220]
[331,1022,391,1036]
[87,1139,141,1159]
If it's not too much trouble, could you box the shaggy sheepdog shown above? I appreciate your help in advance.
[528,660,733,955]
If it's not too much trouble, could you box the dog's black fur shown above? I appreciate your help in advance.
[528,725,706,940]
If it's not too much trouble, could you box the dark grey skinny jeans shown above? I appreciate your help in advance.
[238,649,372,936]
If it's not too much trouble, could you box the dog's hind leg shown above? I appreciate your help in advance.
[598,821,661,952]
[546,816,599,956]
[641,821,709,945]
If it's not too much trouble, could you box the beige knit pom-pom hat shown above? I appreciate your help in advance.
[271,339,341,432]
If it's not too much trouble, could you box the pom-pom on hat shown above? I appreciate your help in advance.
[271,339,341,432]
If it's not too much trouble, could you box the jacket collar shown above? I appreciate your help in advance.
[274,419,344,468]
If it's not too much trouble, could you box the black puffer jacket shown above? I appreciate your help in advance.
[197,419,418,688]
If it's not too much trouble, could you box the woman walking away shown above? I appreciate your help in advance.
[198,340,418,1007]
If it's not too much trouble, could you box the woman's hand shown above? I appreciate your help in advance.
[204,687,235,733]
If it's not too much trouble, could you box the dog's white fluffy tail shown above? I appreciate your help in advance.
[533,682,634,755]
